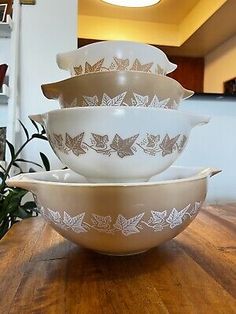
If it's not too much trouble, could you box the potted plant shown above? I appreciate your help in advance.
[0,119,50,239]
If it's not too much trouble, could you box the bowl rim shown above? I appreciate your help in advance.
[56,40,175,60]
[58,39,171,52]
[41,70,185,87]
[6,166,219,188]
[32,105,206,118]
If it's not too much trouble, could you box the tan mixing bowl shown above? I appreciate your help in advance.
[41,71,193,109]
[6,166,221,256]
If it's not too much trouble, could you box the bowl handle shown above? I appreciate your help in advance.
[189,113,210,127]
[209,168,222,177]
[56,52,70,71]
[6,173,37,192]
[29,114,44,126]
[183,88,194,99]
[167,62,177,74]
[41,83,59,100]
[198,168,222,178]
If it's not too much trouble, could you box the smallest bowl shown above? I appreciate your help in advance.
[56,40,177,76]
[41,71,193,109]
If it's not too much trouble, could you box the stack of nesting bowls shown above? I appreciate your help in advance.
[7,41,220,256]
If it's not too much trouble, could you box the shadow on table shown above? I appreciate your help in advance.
[28,238,180,283]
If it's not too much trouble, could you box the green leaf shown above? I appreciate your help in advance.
[40,152,50,171]
[0,172,4,180]
[30,118,39,132]
[6,140,15,161]
[12,162,23,172]
[22,201,37,210]
[0,188,28,220]
[32,134,48,141]
[19,120,29,140]
[14,206,34,219]
[41,126,46,135]
[0,216,11,239]
[15,158,42,168]
[0,164,6,172]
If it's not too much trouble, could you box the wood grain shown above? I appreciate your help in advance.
[0,204,235,314]
[167,56,204,93]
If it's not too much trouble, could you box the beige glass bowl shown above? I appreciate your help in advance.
[56,40,177,76]
[6,166,221,256]
[29,107,210,183]
[41,71,193,109]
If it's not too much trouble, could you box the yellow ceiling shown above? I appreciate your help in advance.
[78,0,234,55]
[79,0,199,24]
[159,0,236,56]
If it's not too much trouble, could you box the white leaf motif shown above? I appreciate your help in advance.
[169,100,178,110]
[91,214,112,228]
[40,203,197,236]
[101,92,127,106]
[189,201,202,217]
[195,201,201,211]
[39,206,45,216]
[149,210,167,224]
[156,64,165,75]
[166,204,191,229]
[113,213,144,236]
[149,95,170,108]
[83,95,99,106]
[70,98,78,108]
[47,208,62,223]
[63,211,87,233]
[131,93,149,107]
[153,224,164,231]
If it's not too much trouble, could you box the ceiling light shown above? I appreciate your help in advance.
[102,0,161,8]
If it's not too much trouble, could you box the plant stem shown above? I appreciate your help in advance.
[0,137,33,193]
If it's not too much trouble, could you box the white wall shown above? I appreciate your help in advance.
[19,0,77,169]
[0,39,10,126]
[177,96,236,203]
[204,34,236,93]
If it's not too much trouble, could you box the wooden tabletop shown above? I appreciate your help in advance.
[0,204,235,314]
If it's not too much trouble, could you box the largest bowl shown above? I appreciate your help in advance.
[30,107,210,183]
[6,166,221,256]
[56,40,177,76]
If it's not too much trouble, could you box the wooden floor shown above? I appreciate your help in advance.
[0,204,235,314]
